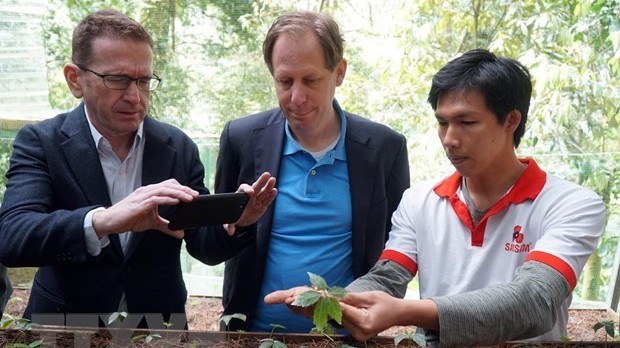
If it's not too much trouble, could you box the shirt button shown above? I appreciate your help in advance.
[311,170,317,176]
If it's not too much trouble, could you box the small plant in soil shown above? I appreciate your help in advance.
[394,329,425,347]
[220,313,248,331]
[593,319,619,340]
[107,311,128,325]
[259,323,287,348]
[291,272,348,336]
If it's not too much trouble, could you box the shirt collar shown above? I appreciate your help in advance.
[433,158,546,204]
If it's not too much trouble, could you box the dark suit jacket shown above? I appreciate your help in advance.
[0,104,218,327]
[207,107,410,330]
[0,263,11,317]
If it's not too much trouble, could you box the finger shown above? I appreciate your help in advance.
[155,217,185,239]
[260,176,277,194]
[340,301,364,322]
[160,228,185,239]
[136,188,197,206]
[264,289,296,304]
[252,172,272,191]
[341,291,367,306]
[340,304,374,341]
[262,186,278,206]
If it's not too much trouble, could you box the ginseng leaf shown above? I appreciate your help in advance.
[324,297,343,324]
[327,286,348,300]
[313,297,330,330]
[292,290,321,307]
[220,313,247,326]
[308,272,328,290]
[314,296,343,329]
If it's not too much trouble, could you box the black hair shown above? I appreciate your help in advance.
[428,49,532,148]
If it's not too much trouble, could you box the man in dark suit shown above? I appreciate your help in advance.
[208,10,410,332]
[0,9,276,328]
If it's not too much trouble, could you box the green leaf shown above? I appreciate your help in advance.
[220,313,247,326]
[1,318,15,329]
[270,323,286,330]
[259,338,287,348]
[308,272,328,290]
[313,297,330,330]
[130,334,148,343]
[395,333,409,346]
[327,286,348,300]
[412,333,426,347]
[29,340,44,348]
[313,297,343,330]
[324,297,343,324]
[107,311,127,325]
[144,334,161,344]
[593,320,616,338]
[292,290,321,307]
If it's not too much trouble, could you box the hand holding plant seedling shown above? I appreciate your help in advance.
[291,272,348,335]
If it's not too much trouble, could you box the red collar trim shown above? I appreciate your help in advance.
[433,158,546,203]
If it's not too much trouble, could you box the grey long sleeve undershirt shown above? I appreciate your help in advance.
[346,260,570,347]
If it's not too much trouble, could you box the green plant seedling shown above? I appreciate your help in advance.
[292,272,348,335]
[163,321,173,329]
[1,315,37,330]
[107,311,128,325]
[394,329,425,347]
[219,313,247,330]
[130,333,162,345]
[594,319,618,340]
[5,339,44,348]
[259,323,287,348]
[259,338,287,348]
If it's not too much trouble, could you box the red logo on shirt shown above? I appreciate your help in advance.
[505,225,530,253]
[512,225,524,243]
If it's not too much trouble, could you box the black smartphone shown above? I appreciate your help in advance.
[167,192,249,230]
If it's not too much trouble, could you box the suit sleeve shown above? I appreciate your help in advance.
[185,121,254,265]
[0,125,95,267]
[385,134,410,239]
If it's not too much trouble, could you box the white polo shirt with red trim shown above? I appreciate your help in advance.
[381,158,605,339]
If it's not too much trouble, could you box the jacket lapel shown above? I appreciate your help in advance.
[124,118,175,261]
[59,104,124,259]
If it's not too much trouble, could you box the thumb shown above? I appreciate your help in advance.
[341,291,369,307]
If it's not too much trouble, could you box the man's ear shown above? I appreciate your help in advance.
[335,58,347,86]
[505,109,522,132]
[64,63,83,99]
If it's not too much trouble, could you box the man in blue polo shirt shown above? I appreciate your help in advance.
[209,10,410,332]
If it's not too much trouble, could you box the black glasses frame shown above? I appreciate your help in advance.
[75,64,161,91]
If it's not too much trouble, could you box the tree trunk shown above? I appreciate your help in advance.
[581,249,602,301]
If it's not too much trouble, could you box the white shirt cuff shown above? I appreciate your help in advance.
[84,207,109,256]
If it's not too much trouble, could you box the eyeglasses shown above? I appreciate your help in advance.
[76,64,161,91]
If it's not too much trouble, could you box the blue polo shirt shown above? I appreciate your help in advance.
[250,101,354,333]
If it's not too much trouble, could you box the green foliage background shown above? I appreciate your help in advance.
[1,0,619,303]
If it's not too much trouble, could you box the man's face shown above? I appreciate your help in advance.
[77,37,153,140]
[435,89,516,178]
[270,31,345,134]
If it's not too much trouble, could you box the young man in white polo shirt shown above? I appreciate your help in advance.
[265,48,606,347]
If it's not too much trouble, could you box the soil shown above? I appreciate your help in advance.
[3,287,620,347]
